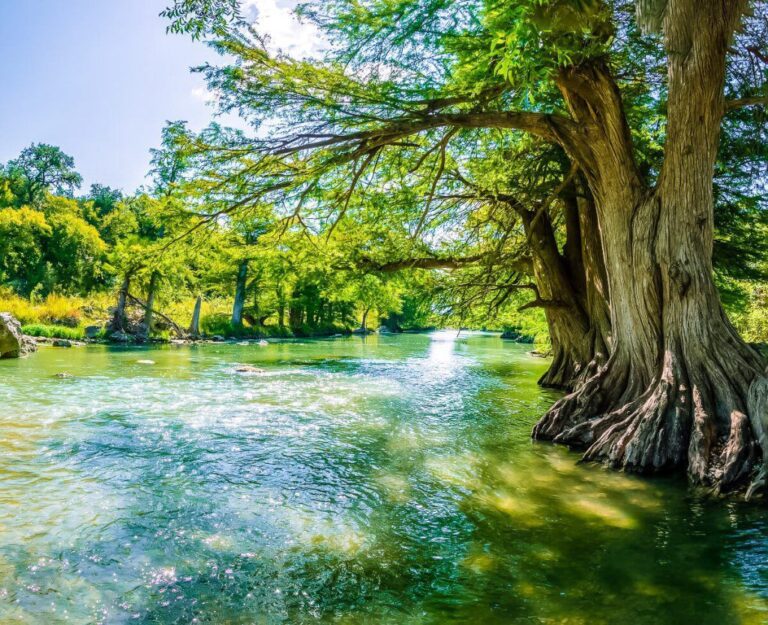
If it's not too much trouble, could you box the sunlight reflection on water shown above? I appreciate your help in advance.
[0,333,766,624]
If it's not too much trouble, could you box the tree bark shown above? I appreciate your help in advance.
[533,2,768,496]
[231,260,248,326]
[189,295,202,337]
[525,185,611,390]
[276,285,286,328]
[110,273,131,333]
[140,271,160,341]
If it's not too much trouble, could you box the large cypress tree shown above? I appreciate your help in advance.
[165,0,768,495]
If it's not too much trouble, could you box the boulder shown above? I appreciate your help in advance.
[0,313,36,358]
[52,339,73,348]
[85,325,102,339]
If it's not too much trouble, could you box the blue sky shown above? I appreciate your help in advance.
[0,0,319,193]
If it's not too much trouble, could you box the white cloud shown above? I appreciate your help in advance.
[242,0,325,58]
[191,86,216,104]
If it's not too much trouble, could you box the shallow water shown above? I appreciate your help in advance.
[0,332,766,624]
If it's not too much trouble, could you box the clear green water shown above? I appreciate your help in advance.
[0,332,767,625]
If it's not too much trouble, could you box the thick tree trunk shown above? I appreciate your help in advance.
[524,187,611,390]
[288,290,304,329]
[189,295,202,337]
[533,2,768,496]
[231,260,248,326]
[110,273,131,333]
[276,286,286,328]
[140,271,160,341]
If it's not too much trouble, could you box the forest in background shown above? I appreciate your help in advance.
[0,3,766,357]
[0,118,766,345]
[0,138,478,342]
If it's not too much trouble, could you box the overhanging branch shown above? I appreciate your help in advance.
[725,95,768,111]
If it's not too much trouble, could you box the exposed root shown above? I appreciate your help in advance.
[746,377,768,500]
[533,349,768,499]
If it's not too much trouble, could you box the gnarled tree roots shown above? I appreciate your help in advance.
[533,350,768,500]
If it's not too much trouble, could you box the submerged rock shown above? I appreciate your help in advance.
[0,313,36,358]
[529,350,551,358]
[234,365,266,374]
[53,372,74,379]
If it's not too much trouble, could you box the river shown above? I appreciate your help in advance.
[0,332,766,624]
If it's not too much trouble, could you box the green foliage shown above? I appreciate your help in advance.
[4,143,83,205]
[22,324,85,340]
[0,207,52,294]
[200,313,243,337]
[2,1,768,351]
[87,184,124,218]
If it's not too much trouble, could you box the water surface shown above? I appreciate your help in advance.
[0,332,766,624]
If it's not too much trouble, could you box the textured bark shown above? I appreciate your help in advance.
[231,260,249,326]
[533,1,768,496]
[524,187,611,390]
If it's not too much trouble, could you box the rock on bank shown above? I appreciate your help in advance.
[0,313,37,358]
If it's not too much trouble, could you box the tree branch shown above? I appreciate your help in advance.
[518,298,569,312]
[272,110,575,159]
[725,95,768,111]
[360,253,532,275]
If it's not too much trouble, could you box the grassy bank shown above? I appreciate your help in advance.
[0,291,354,341]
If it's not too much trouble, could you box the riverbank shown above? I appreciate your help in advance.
[0,291,440,344]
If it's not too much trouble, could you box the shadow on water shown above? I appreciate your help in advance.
[0,333,767,624]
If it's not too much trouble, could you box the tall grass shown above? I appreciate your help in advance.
[0,289,111,327]
[21,324,85,340]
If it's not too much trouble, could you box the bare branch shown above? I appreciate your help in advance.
[518,298,569,312]
[725,95,768,111]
